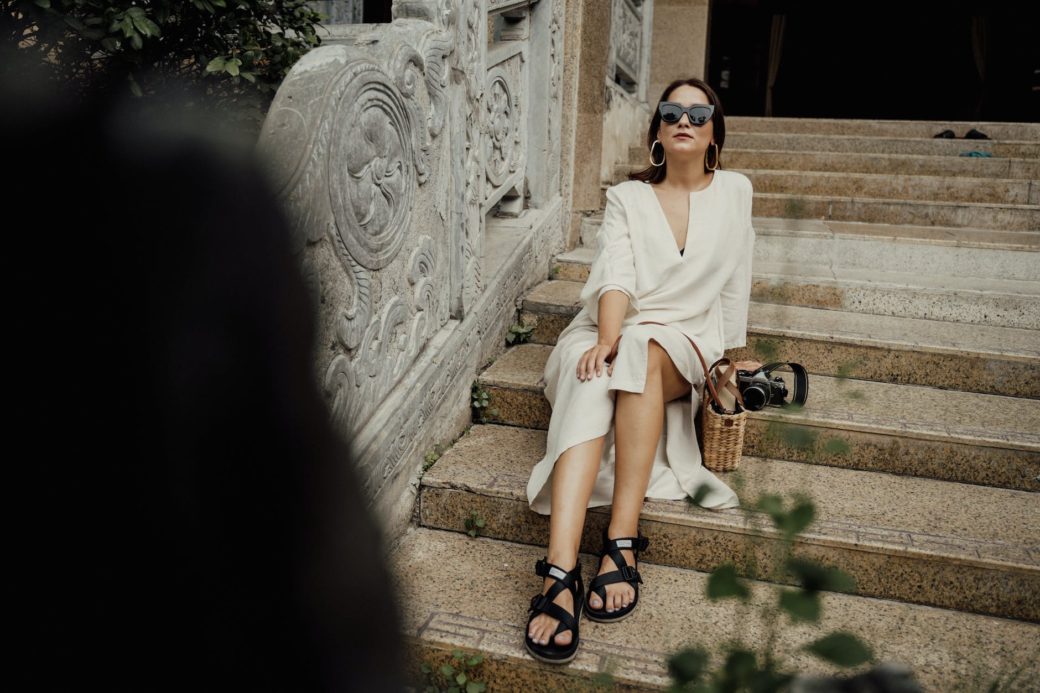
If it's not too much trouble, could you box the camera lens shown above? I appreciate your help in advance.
[742,385,768,411]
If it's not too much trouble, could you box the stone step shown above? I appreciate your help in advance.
[750,192,1038,232]
[630,133,1040,159]
[520,282,1040,398]
[559,251,1039,330]
[574,215,1040,256]
[418,424,1040,622]
[618,149,1040,181]
[745,169,1038,205]
[723,116,1040,142]
[596,187,1039,231]
[615,167,1038,205]
[392,526,1040,691]
[562,223,1040,330]
[475,344,1040,492]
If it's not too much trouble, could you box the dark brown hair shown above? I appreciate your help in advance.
[628,77,726,184]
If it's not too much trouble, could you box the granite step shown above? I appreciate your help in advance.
[597,186,1039,231]
[392,526,1040,691]
[630,133,1040,159]
[747,169,1040,205]
[566,219,1040,329]
[615,169,1039,205]
[723,116,1040,142]
[417,423,1040,621]
[617,150,1040,181]
[520,281,1040,398]
[475,343,1040,492]
[573,215,1040,256]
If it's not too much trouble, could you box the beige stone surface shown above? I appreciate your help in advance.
[391,527,1040,691]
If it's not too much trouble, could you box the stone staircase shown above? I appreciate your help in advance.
[391,117,1040,691]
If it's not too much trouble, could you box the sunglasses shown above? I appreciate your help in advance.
[657,101,714,126]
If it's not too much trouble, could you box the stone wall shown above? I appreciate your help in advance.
[255,0,566,548]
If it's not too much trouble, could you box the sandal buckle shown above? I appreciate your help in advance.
[530,593,550,612]
[621,565,640,583]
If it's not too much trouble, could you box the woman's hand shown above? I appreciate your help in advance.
[577,343,615,381]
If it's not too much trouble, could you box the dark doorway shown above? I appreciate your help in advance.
[707,0,1039,122]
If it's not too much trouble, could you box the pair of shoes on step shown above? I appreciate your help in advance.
[933,128,990,139]
[523,525,650,664]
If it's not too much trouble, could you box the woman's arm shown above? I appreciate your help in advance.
[579,185,640,330]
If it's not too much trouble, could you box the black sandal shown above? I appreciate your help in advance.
[524,557,584,664]
[584,525,649,623]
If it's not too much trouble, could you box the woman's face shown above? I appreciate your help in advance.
[657,84,714,161]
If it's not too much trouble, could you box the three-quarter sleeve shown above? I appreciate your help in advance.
[579,185,640,324]
[720,182,755,349]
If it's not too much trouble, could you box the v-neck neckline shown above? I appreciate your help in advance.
[645,172,717,260]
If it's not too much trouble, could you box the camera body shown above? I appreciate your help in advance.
[736,369,790,411]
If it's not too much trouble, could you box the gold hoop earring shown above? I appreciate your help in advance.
[705,142,720,171]
[649,139,665,167]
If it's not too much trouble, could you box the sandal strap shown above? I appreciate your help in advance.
[528,594,579,636]
[588,564,643,593]
[534,558,580,590]
[529,557,583,637]
[605,535,649,552]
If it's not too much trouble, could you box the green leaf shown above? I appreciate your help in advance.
[722,649,757,685]
[823,437,850,456]
[226,60,240,76]
[240,71,256,83]
[206,56,226,72]
[781,424,817,450]
[778,498,815,537]
[34,0,51,8]
[688,481,712,505]
[666,647,708,684]
[803,632,873,667]
[130,31,143,50]
[786,556,856,593]
[706,564,750,601]
[455,672,466,685]
[465,682,485,693]
[755,493,784,519]
[466,655,483,667]
[779,588,820,622]
[439,663,455,677]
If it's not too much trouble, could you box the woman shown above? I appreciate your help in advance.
[523,77,761,664]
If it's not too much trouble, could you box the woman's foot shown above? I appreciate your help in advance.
[527,570,576,647]
[587,545,636,612]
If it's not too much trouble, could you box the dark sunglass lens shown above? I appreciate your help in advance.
[659,104,681,122]
[691,106,711,125]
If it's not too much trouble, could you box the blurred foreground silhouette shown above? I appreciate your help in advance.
[6,55,408,691]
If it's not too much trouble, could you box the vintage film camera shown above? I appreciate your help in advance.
[735,362,808,412]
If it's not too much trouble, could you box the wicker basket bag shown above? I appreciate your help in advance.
[605,320,747,472]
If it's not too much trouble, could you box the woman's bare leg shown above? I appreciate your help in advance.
[589,339,692,612]
[527,434,605,647]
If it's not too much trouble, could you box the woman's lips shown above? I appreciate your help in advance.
[674,133,693,139]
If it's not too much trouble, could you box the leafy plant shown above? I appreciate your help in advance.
[5,0,325,134]
[470,381,498,424]
[418,648,487,693]
[671,483,893,692]
[505,321,534,346]
[464,510,485,538]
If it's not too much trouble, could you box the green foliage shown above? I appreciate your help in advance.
[464,510,485,538]
[470,381,498,424]
[505,321,534,346]
[418,648,487,693]
[669,482,882,691]
[7,0,326,133]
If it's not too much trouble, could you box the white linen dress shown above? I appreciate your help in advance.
[526,169,755,515]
